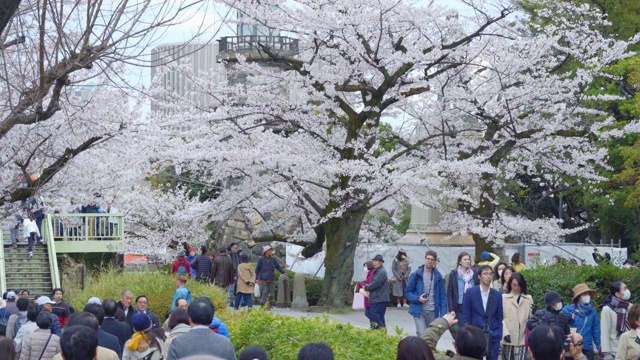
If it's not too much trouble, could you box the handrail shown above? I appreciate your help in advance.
[48,213,125,242]
[0,230,6,294]
[44,214,61,289]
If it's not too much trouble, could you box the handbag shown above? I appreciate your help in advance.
[483,291,495,357]
[254,284,261,298]
[352,285,365,310]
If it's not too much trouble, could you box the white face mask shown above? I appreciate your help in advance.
[623,289,631,301]
[498,270,503,277]
[364,267,369,272]
[401,255,406,260]
[554,302,563,311]
[580,295,591,304]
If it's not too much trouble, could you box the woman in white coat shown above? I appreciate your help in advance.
[601,281,632,360]
[501,272,533,360]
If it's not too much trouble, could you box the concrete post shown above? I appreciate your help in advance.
[291,272,309,310]
[276,274,291,307]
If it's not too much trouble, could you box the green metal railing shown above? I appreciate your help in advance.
[42,216,60,289]
[47,213,125,254]
[49,213,124,241]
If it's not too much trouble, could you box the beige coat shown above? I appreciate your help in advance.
[601,304,632,353]
[237,262,256,294]
[52,346,119,360]
[501,293,533,346]
[616,329,640,360]
[19,328,61,360]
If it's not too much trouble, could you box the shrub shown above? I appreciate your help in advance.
[523,262,640,311]
[69,268,227,321]
[223,310,400,359]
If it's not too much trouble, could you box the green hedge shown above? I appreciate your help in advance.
[523,263,640,310]
[223,310,400,359]
[69,268,228,321]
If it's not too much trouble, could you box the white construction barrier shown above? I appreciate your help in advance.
[285,242,628,282]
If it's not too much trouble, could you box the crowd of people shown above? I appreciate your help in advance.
[171,243,288,310]
[0,284,339,360]
[356,250,640,360]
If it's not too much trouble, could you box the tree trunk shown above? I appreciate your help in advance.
[472,233,493,262]
[319,209,367,308]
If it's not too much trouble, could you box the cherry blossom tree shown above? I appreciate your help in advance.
[0,0,220,208]
[145,0,637,306]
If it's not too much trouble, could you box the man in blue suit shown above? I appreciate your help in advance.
[462,264,503,360]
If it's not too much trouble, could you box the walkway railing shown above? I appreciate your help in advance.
[42,216,60,289]
[49,213,124,241]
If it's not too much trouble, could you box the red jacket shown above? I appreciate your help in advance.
[357,269,374,309]
[171,257,192,277]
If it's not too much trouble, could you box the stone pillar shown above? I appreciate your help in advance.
[290,272,309,310]
[276,275,291,308]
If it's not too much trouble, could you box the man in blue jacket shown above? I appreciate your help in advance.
[405,250,447,336]
[255,245,287,307]
[463,264,503,360]
[364,254,390,330]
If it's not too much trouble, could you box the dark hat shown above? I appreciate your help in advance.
[200,245,207,252]
[481,251,489,260]
[372,254,384,262]
[177,251,185,257]
[240,254,249,263]
[131,313,152,332]
[544,291,563,308]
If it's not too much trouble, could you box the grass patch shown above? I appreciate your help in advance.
[69,268,227,321]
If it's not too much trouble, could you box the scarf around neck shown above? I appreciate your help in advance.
[608,297,630,336]
[457,265,474,292]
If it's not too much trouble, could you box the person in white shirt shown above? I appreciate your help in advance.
[22,214,40,259]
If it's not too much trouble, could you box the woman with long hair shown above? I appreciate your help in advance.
[392,250,411,308]
[500,266,515,294]
[492,262,507,291]
[0,337,16,360]
[501,273,533,360]
[511,253,525,272]
[446,251,475,326]
[601,281,632,359]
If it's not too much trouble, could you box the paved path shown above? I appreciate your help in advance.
[270,307,455,353]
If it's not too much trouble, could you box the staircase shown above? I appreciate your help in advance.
[5,244,52,295]
[1,230,53,295]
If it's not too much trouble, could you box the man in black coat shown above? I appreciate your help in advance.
[101,298,132,352]
[83,304,122,359]
[116,290,135,325]
[70,310,121,359]
[364,254,390,330]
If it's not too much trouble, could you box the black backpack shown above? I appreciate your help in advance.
[0,310,9,336]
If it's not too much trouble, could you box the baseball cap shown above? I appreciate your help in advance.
[6,291,16,300]
[37,296,56,306]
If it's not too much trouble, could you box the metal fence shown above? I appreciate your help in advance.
[49,213,124,241]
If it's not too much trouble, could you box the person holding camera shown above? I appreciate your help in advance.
[567,332,587,360]
[405,250,447,336]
